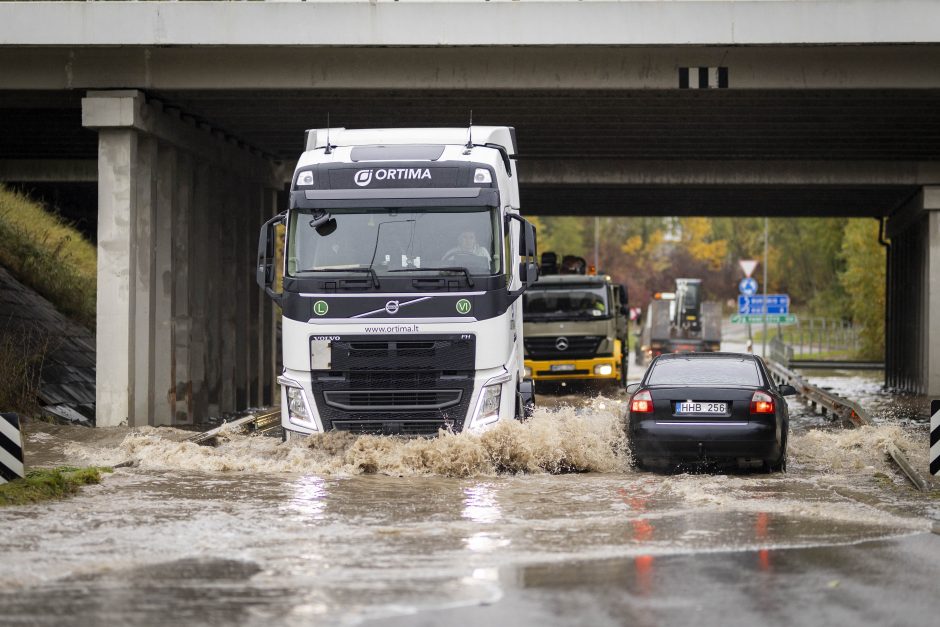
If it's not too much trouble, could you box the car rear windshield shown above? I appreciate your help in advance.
[647,358,763,386]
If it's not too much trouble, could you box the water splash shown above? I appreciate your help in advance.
[62,398,630,478]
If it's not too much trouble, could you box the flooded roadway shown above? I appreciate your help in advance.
[2,372,939,626]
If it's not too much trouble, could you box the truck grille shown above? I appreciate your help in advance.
[524,336,603,360]
[326,336,475,371]
[323,389,462,411]
[310,334,476,432]
[330,420,451,436]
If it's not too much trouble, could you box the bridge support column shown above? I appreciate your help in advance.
[83,90,283,426]
[886,186,940,396]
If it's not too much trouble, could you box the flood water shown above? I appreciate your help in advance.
[2,371,939,626]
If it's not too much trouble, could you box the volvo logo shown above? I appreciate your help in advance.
[354,170,373,187]
[555,336,569,351]
[385,300,400,315]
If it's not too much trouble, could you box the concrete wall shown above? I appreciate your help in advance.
[83,90,281,427]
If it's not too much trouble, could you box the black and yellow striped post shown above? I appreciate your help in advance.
[1,412,25,483]
[931,400,939,477]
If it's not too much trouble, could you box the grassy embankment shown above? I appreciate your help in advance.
[0,466,111,507]
[0,184,97,415]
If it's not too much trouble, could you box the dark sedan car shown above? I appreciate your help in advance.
[626,353,795,472]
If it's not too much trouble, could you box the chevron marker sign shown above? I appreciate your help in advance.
[0,412,25,483]
[931,400,940,476]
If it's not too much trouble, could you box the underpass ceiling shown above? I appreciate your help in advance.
[1,88,938,216]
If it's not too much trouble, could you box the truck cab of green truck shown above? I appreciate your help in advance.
[521,254,629,392]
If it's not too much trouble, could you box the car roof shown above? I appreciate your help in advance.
[654,352,758,362]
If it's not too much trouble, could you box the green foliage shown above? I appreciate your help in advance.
[0,466,110,507]
[533,214,885,351]
[0,329,48,416]
[839,220,886,359]
[0,184,97,328]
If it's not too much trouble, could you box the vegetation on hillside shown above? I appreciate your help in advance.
[531,215,887,359]
[0,184,97,328]
[0,330,48,416]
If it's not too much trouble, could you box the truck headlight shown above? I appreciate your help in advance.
[287,386,310,422]
[594,364,613,376]
[473,168,492,184]
[467,372,511,431]
[295,170,315,188]
[279,375,319,430]
[476,384,502,427]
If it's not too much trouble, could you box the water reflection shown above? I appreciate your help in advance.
[619,485,656,596]
[755,512,772,572]
[461,483,510,554]
[285,475,328,520]
[462,483,502,524]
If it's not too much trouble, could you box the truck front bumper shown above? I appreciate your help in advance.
[524,356,620,382]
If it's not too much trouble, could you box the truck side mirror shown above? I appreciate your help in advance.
[257,212,284,300]
[619,284,628,305]
[518,218,538,286]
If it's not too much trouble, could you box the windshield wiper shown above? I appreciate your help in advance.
[301,267,380,288]
[388,266,474,287]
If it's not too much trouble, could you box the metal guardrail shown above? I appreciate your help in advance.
[765,357,930,491]
[764,358,869,427]
[187,409,281,446]
[789,360,885,370]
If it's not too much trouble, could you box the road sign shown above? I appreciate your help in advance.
[739,277,758,295]
[738,294,789,315]
[739,259,759,278]
[730,314,797,324]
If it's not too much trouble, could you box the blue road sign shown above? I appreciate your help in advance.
[738,294,790,315]
[739,277,758,295]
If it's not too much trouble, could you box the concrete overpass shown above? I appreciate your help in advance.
[1,1,939,425]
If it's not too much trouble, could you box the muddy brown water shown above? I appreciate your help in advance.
[1,374,938,625]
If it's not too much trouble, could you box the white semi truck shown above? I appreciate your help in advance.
[257,127,538,438]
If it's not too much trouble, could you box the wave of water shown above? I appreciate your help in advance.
[61,398,630,478]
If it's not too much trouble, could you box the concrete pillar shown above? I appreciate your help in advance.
[247,186,262,408]
[928,209,940,396]
[173,151,194,424]
[234,178,249,410]
[190,162,210,421]
[92,128,138,427]
[886,185,940,396]
[219,175,237,414]
[258,188,277,407]
[131,136,158,427]
[83,89,283,426]
[205,165,223,418]
[152,142,176,426]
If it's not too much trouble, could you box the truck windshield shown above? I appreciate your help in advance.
[523,285,610,320]
[287,206,501,277]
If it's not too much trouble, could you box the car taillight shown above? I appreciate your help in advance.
[750,391,775,414]
[631,389,653,413]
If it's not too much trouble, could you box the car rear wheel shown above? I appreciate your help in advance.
[765,432,788,473]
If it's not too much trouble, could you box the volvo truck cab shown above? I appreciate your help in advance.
[257,127,538,438]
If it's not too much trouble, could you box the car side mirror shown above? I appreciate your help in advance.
[778,384,797,397]
[625,383,640,395]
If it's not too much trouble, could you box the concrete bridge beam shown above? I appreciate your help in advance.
[83,90,280,426]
